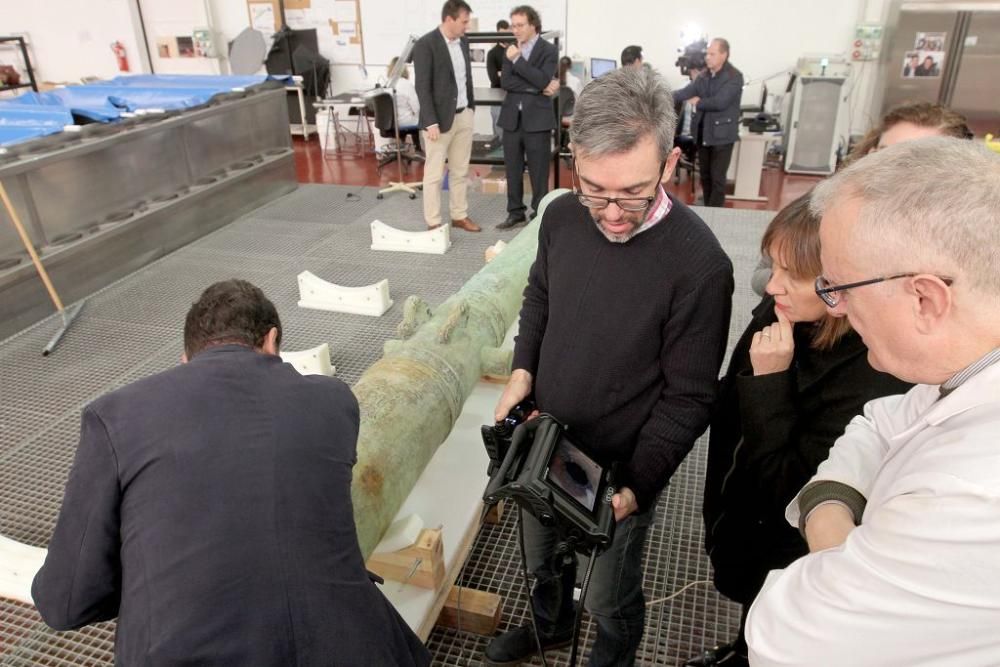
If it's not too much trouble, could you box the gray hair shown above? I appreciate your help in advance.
[811,136,1000,296]
[570,66,676,162]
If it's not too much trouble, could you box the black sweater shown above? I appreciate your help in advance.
[513,192,734,510]
[703,296,912,605]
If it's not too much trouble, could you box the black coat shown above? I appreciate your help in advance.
[703,297,912,605]
[673,61,744,146]
[498,37,558,133]
[412,27,475,133]
[487,43,505,88]
[32,345,430,667]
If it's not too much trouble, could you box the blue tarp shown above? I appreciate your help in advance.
[0,104,75,146]
[0,74,290,146]
[100,74,276,88]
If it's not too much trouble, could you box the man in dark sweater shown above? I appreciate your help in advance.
[486,19,510,141]
[486,67,734,666]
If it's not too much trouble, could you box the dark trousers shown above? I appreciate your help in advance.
[522,503,655,666]
[698,143,735,207]
[502,114,551,215]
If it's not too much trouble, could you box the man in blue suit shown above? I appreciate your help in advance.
[496,5,558,230]
[32,280,430,666]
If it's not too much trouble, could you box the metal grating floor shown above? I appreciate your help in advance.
[0,184,772,665]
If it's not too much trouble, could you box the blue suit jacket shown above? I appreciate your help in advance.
[498,36,558,133]
[32,345,429,666]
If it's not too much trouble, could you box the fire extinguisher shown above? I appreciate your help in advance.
[111,41,130,72]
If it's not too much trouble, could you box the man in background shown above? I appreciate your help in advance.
[32,280,430,666]
[413,0,481,232]
[496,5,558,230]
[621,44,644,69]
[487,19,511,142]
[673,38,743,207]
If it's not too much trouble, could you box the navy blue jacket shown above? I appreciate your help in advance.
[673,61,744,146]
[498,36,558,133]
[32,345,430,666]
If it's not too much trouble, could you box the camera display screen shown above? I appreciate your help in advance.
[547,438,604,513]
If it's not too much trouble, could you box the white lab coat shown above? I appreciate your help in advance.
[394,77,420,129]
[746,362,1000,667]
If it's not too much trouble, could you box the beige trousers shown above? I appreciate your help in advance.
[421,108,474,227]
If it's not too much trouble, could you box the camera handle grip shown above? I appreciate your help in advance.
[483,420,536,503]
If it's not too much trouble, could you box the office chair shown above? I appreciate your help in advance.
[556,86,575,167]
[367,89,422,200]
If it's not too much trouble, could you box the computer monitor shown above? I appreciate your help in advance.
[590,57,617,80]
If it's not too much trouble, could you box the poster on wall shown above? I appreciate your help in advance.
[901,32,945,79]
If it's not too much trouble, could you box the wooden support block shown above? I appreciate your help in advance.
[436,586,502,635]
[366,528,445,589]
[483,500,505,525]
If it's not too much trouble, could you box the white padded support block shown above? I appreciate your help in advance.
[297,271,393,317]
[370,220,451,255]
[0,535,46,605]
[280,342,335,376]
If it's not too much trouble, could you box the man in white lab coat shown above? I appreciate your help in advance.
[746,136,1000,666]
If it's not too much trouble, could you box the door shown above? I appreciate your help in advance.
[883,10,960,112]
[947,11,1000,135]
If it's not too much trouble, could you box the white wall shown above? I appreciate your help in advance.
[2,0,145,83]
[566,0,881,135]
[4,0,890,136]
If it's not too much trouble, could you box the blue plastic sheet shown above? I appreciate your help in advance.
[0,74,291,146]
[0,102,74,146]
[101,74,274,88]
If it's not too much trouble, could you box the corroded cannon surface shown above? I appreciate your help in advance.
[352,189,568,557]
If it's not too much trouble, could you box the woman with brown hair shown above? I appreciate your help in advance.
[686,192,912,667]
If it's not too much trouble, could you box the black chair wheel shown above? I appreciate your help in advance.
[377,193,384,199]
[409,193,416,199]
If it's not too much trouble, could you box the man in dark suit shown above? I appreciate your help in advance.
[673,38,744,207]
[31,280,431,667]
[496,5,558,230]
[413,0,480,232]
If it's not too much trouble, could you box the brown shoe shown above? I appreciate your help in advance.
[451,217,481,232]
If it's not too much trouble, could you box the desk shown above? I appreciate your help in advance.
[729,131,781,202]
[314,91,373,156]
[469,86,561,188]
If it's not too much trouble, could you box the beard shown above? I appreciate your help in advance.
[590,210,645,244]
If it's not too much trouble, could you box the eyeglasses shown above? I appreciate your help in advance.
[814,273,953,307]
[572,161,665,212]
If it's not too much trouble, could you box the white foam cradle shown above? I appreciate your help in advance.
[280,342,336,376]
[370,220,451,255]
[0,535,46,605]
[297,271,393,317]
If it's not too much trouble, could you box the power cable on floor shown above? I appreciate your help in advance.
[645,579,715,608]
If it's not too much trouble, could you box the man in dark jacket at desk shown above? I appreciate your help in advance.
[496,5,558,230]
[673,38,743,207]
[31,280,430,667]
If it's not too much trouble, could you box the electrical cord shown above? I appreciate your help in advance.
[569,544,599,666]
[518,507,550,667]
[645,579,715,607]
